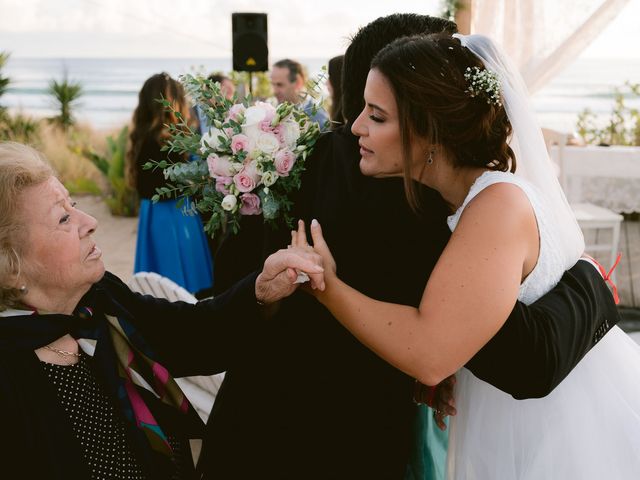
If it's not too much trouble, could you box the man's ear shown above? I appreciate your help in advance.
[295,74,305,91]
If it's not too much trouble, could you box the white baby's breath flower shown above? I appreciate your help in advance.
[221,194,237,211]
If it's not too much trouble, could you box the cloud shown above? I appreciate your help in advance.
[0,0,444,58]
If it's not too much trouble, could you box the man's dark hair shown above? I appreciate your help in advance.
[342,14,457,123]
[273,58,306,83]
[208,73,230,83]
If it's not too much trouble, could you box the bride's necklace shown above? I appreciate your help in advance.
[43,344,81,364]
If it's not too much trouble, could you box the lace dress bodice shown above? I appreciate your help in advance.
[447,170,567,304]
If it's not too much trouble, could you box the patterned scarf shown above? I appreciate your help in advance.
[0,282,194,462]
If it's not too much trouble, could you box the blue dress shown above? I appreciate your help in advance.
[134,198,213,293]
[133,138,213,294]
[406,405,449,480]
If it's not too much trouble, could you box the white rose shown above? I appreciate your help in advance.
[261,170,278,187]
[221,194,237,211]
[200,127,226,153]
[242,124,261,145]
[280,120,301,149]
[243,105,267,127]
[254,132,281,155]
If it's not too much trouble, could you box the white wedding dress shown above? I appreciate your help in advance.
[446,170,640,479]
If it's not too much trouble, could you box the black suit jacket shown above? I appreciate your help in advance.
[202,126,619,479]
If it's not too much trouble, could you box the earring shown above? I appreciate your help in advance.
[19,285,27,294]
[426,149,435,165]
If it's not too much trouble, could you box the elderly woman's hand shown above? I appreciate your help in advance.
[255,247,324,305]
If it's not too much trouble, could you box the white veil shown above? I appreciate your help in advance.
[453,33,584,267]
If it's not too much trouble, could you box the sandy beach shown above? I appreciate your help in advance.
[80,195,137,283]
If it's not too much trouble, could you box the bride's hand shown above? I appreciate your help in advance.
[291,219,337,283]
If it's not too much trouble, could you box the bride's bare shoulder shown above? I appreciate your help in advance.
[459,180,535,229]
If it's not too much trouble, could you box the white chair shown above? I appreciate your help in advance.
[545,130,623,272]
[128,271,198,303]
[128,272,225,422]
[546,134,623,271]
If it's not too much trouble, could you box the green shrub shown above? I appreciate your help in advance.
[0,112,40,143]
[82,125,138,217]
[64,177,102,195]
[576,82,640,146]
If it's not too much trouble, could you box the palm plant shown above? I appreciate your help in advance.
[0,51,10,117]
[48,72,83,130]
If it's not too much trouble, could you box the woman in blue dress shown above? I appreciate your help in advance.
[127,72,213,294]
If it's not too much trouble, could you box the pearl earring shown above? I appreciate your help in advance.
[19,285,27,294]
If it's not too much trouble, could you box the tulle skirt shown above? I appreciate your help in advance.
[134,198,213,294]
[447,326,640,479]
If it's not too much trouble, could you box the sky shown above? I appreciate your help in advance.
[0,0,638,59]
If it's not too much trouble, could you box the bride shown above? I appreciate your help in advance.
[295,33,640,478]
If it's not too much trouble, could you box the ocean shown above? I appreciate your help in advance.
[3,57,640,133]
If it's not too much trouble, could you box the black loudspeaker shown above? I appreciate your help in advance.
[232,13,268,72]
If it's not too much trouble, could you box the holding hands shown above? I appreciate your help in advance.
[255,246,325,304]
[290,219,337,294]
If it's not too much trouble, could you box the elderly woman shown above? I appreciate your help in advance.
[0,142,323,479]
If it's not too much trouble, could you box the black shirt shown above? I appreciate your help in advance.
[203,125,619,479]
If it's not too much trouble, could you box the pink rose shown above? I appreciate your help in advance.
[207,154,234,178]
[215,176,233,195]
[231,134,251,154]
[274,149,296,176]
[259,118,274,133]
[233,164,260,193]
[226,103,246,122]
[239,193,262,215]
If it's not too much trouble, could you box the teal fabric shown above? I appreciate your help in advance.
[405,405,449,480]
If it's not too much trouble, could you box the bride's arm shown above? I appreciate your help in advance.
[309,183,539,386]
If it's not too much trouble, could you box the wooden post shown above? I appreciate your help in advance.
[455,0,472,34]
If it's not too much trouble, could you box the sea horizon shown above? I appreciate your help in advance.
[4,56,640,133]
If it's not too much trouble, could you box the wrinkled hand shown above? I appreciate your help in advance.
[413,375,457,431]
[255,247,324,304]
[290,219,337,287]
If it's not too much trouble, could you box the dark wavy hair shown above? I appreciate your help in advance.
[126,72,188,189]
[328,55,344,128]
[370,34,516,209]
[342,14,457,124]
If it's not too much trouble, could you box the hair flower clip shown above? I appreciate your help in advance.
[463,66,502,106]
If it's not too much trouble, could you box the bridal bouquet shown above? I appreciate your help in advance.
[148,74,322,238]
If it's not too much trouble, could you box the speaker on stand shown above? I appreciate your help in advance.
[232,13,268,95]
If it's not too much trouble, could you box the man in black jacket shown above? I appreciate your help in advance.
[203,14,618,479]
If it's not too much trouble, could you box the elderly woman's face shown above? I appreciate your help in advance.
[19,177,105,298]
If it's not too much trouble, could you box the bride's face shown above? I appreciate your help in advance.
[352,68,426,179]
